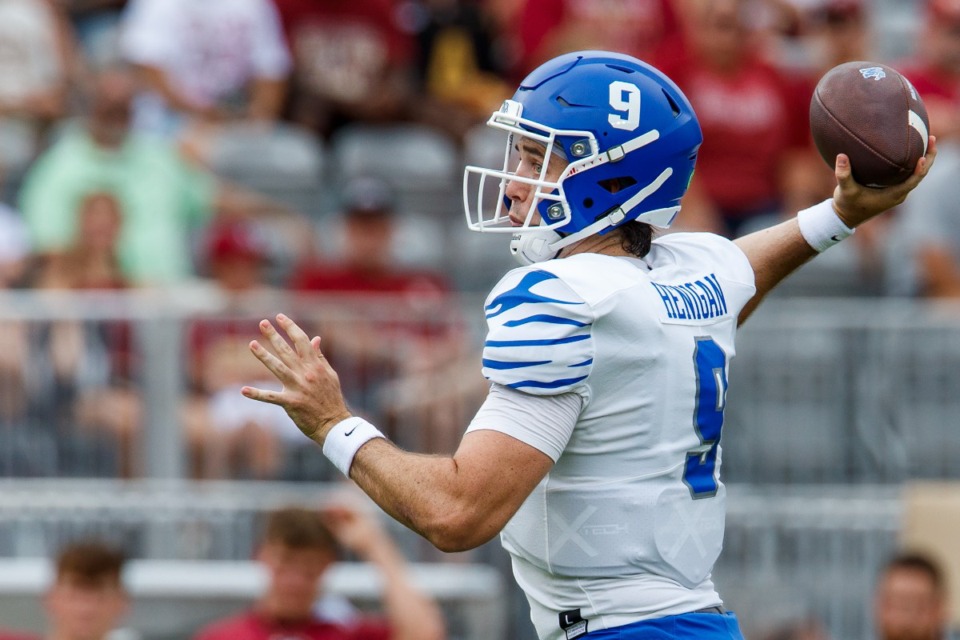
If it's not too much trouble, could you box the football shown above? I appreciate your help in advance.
[809,61,929,188]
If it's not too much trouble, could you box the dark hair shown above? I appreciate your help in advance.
[263,507,336,551]
[882,551,945,594]
[616,221,654,258]
[55,541,126,587]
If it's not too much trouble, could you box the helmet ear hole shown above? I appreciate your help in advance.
[598,177,637,194]
[583,198,594,208]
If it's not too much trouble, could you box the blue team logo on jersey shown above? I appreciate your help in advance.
[485,270,582,319]
[859,67,886,81]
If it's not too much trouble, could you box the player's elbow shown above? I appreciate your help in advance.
[423,507,500,553]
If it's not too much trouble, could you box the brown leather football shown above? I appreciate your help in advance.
[809,61,929,187]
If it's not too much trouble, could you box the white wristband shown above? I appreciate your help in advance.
[322,417,385,477]
[796,199,855,253]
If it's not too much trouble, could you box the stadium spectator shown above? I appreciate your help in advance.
[18,65,294,286]
[271,0,417,139]
[873,552,950,640]
[805,0,871,72]
[900,0,960,142]
[64,0,129,66]
[661,0,818,236]
[738,0,889,296]
[410,0,513,139]
[194,504,446,640]
[182,218,296,480]
[0,200,30,289]
[0,0,74,171]
[289,176,474,454]
[884,137,960,297]
[18,65,216,285]
[31,192,128,290]
[0,195,31,471]
[27,191,141,477]
[515,0,683,78]
[118,0,291,145]
[0,539,131,640]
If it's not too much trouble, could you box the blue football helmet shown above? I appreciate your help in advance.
[463,50,703,265]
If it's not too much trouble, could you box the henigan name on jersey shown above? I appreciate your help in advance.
[651,274,728,321]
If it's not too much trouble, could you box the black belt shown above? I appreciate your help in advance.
[693,605,727,614]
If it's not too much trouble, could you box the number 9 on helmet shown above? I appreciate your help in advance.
[463,50,703,265]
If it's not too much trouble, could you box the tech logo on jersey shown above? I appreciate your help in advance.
[559,609,589,640]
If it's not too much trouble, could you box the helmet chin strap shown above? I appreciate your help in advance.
[510,228,562,266]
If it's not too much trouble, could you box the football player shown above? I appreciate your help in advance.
[243,51,935,640]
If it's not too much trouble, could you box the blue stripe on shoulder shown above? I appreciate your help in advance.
[507,375,589,390]
[568,358,593,368]
[482,358,552,370]
[485,334,590,348]
[503,314,590,328]
[485,271,582,319]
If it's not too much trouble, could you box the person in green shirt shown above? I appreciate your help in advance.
[20,66,219,285]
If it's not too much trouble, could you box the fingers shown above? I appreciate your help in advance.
[241,383,283,406]
[276,313,315,359]
[259,319,298,365]
[248,339,290,381]
[920,135,938,176]
[834,154,858,194]
[834,153,851,183]
[899,135,938,192]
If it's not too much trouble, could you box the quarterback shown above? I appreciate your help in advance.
[243,51,934,639]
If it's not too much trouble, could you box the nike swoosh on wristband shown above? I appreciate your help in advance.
[344,426,358,436]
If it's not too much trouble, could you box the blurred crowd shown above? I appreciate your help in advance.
[0,503,449,640]
[0,530,952,640]
[1,0,960,482]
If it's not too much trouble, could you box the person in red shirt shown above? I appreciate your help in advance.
[661,0,816,237]
[194,504,446,640]
[270,0,416,138]
[516,0,683,79]
[0,540,130,640]
[289,177,475,454]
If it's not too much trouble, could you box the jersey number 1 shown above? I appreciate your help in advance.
[683,337,727,498]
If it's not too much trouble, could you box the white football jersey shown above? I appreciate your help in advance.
[470,233,756,640]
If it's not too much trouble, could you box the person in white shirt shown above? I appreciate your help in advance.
[119,0,291,135]
[242,50,935,640]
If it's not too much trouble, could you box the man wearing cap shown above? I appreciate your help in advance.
[288,177,469,454]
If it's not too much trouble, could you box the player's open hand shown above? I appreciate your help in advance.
[833,135,937,228]
[242,314,352,444]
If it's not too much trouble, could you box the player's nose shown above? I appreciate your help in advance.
[505,179,530,224]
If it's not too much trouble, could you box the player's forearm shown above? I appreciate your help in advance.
[347,439,501,553]
[735,217,817,325]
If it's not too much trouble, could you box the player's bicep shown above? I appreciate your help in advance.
[452,429,554,533]
[452,385,581,536]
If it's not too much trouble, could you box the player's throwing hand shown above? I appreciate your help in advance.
[242,314,353,444]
